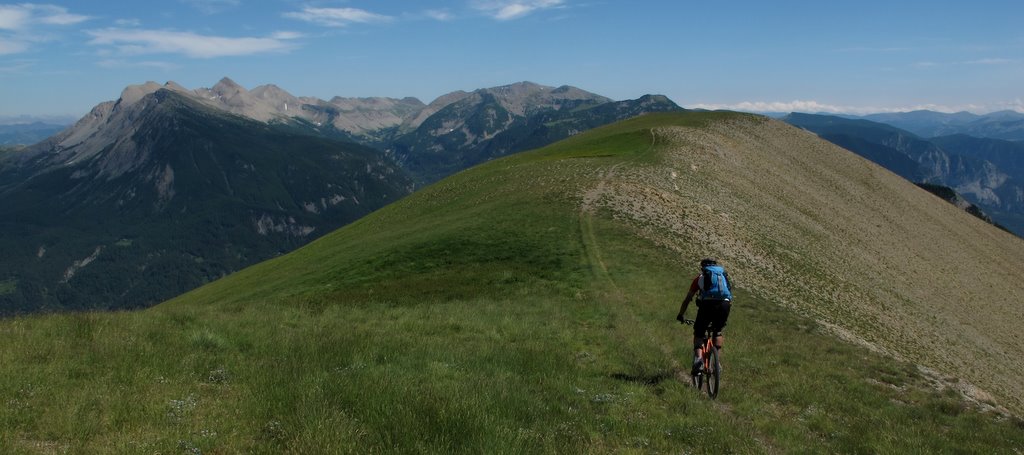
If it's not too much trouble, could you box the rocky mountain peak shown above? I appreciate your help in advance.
[118,81,163,109]
[0,85,415,315]
[211,77,244,95]
[397,91,471,133]
[250,84,293,99]
[33,78,678,175]
[249,84,301,114]
[164,81,189,93]
[467,81,610,117]
[481,81,549,97]
[636,94,674,105]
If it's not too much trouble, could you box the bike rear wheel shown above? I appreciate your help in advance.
[704,346,720,399]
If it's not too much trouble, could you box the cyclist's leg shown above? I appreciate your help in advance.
[692,303,712,373]
[710,300,732,361]
[693,303,711,351]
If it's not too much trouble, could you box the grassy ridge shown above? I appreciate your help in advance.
[2,112,1023,452]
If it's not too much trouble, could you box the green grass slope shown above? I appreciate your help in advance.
[2,112,1023,453]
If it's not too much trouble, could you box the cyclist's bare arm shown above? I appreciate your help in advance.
[678,290,696,320]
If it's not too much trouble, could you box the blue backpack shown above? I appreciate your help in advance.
[698,265,732,301]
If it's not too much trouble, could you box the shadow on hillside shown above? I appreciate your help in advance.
[610,371,675,386]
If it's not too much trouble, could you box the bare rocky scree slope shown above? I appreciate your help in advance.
[578,116,1024,413]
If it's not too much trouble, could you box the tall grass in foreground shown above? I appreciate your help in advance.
[2,239,1022,452]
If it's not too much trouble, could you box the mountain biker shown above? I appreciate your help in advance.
[676,258,733,375]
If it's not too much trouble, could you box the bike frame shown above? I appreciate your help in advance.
[682,319,721,399]
[698,332,715,371]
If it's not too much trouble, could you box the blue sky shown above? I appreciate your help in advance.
[1,0,1022,118]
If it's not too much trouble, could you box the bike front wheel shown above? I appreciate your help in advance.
[704,346,720,399]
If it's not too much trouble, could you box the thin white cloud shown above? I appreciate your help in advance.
[913,58,1015,69]
[687,100,1024,115]
[0,6,31,30]
[834,46,913,53]
[116,18,142,27]
[86,28,301,58]
[33,5,89,25]
[0,4,89,29]
[97,59,179,71]
[180,0,241,15]
[0,4,89,56]
[689,100,865,114]
[472,0,566,20]
[0,38,28,54]
[284,7,393,27]
[271,31,305,40]
[987,99,1024,113]
[424,9,454,21]
[964,58,1012,65]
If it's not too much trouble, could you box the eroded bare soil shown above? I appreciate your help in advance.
[577,117,1024,414]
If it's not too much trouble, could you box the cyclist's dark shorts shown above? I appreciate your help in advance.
[693,299,731,338]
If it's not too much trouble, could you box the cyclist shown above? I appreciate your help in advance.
[676,258,733,375]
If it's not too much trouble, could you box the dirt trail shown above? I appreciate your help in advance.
[579,164,623,294]
[573,116,1024,415]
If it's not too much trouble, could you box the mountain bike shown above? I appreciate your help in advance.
[681,319,720,399]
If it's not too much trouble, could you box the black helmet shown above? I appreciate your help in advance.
[699,258,717,268]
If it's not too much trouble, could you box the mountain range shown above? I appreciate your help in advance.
[0,122,69,146]
[756,109,1024,141]
[0,89,413,314]
[864,110,1024,140]
[389,87,678,183]
[0,78,681,314]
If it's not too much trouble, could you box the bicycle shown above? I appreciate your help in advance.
[681,319,720,399]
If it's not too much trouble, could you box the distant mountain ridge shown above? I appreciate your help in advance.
[783,113,1024,236]
[0,122,68,146]
[864,110,1024,140]
[82,78,680,181]
[389,87,679,183]
[93,78,624,142]
[0,89,413,314]
[0,78,681,314]
[85,77,428,144]
[58,78,681,185]
[708,108,1024,141]
[930,134,1024,177]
